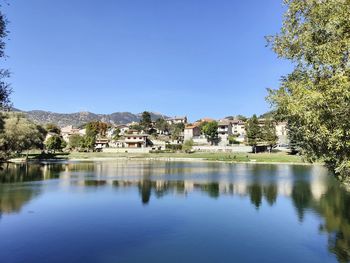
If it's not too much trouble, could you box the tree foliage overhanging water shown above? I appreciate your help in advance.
[267,0,350,182]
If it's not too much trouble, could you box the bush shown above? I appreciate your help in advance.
[182,139,194,153]
[165,144,182,151]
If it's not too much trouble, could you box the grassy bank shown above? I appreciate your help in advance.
[66,151,306,164]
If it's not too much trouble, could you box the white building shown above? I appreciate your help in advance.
[166,116,187,125]
[217,120,232,146]
[184,125,201,141]
[231,120,246,143]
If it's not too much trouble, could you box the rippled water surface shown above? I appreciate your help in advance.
[0,161,349,263]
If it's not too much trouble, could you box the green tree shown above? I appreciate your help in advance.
[45,123,61,134]
[202,121,218,145]
[236,115,247,122]
[155,118,169,134]
[286,121,302,155]
[261,118,278,152]
[85,121,108,137]
[82,121,108,151]
[182,139,194,153]
[170,123,185,141]
[68,134,83,150]
[81,135,96,151]
[140,111,152,130]
[112,127,121,140]
[129,124,143,133]
[267,0,350,181]
[246,115,261,153]
[228,134,240,145]
[45,135,66,153]
[0,8,11,111]
[0,113,45,160]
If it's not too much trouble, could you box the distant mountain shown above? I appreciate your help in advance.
[17,109,168,127]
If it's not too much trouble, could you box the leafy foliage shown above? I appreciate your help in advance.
[201,121,218,145]
[140,111,152,130]
[155,118,169,134]
[267,0,350,181]
[261,119,278,152]
[45,123,61,134]
[0,113,46,160]
[0,9,11,111]
[170,123,185,141]
[69,134,83,150]
[245,115,261,152]
[45,135,66,152]
[228,134,240,145]
[182,139,194,153]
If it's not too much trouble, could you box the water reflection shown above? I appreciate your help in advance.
[0,161,349,262]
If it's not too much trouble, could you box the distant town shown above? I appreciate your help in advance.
[44,111,288,154]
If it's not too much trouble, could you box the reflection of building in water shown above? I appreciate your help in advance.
[277,180,293,197]
[310,166,328,200]
[233,181,248,196]
[22,161,330,208]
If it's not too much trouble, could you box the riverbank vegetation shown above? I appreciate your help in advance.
[267,0,350,182]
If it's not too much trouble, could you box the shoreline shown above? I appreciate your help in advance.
[7,155,318,166]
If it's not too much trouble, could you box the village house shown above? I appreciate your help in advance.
[61,125,83,142]
[184,125,201,141]
[217,120,232,145]
[124,130,149,148]
[95,138,109,151]
[116,124,129,135]
[276,122,288,146]
[166,116,187,125]
[231,120,246,143]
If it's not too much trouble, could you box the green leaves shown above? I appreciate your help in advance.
[0,113,46,159]
[268,0,350,180]
[201,121,218,145]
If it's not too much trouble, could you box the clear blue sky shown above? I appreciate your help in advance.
[3,0,291,122]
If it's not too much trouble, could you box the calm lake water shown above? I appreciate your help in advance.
[0,161,349,263]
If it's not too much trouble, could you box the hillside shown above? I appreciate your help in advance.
[19,110,168,127]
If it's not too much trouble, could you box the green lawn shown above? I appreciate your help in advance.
[66,151,306,164]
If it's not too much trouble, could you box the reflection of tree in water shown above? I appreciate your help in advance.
[200,182,219,198]
[0,163,67,216]
[0,163,64,183]
[84,180,107,186]
[263,184,277,206]
[138,180,151,205]
[313,185,350,263]
[291,180,312,222]
[249,183,262,209]
[0,184,41,215]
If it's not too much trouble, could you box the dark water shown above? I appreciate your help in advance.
[0,161,349,263]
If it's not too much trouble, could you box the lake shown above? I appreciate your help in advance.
[0,161,349,263]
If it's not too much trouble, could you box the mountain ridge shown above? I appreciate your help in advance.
[15,109,169,127]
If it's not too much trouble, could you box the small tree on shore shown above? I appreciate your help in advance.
[246,115,261,153]
[45,135,66,153]
[202,121,218,145]
[261,118,278,153]
[0,113,45,160]
[69,134,83,150]
[182,139,194,153]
